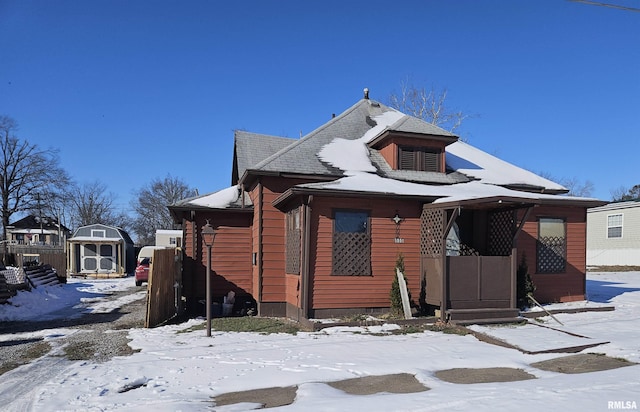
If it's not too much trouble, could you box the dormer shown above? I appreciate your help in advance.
[368,127,458,174]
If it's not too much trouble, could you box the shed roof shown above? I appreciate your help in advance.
[69,224,133,244]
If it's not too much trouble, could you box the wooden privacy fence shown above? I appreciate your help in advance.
[145,248,182,328]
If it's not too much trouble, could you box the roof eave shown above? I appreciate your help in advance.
[500,183,569,195]
[368,130,459,148]
[272,186,441,210]
[426,195,606,210]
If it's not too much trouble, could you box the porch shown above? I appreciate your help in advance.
[421,200,532,323]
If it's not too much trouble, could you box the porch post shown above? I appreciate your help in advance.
[510,247,517,308]
[301,195,313,319]
[511,206,533,309]
[441,207,459,321]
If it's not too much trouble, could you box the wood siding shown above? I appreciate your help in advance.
[517,205,587,303]
[248,176,316,309]
[310,196,423,310]
[285,273,301,307]
[181,213,253,303]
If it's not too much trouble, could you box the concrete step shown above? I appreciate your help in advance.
[447,308,520,322]
[453,317,524,326]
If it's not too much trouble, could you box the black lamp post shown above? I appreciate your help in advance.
[201,220,217,337]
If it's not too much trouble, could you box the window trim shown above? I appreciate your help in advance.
[536,217,567,274]
[332,209,372,276]
[91,229,106,238]
[606,213,623,239]
[285,207,301,275]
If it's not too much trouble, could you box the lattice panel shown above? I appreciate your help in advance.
[537,236,566,273]
[285,209,301,274]
[286,228,301,274]
[488,209,516,256]
[333,232,370,276]
[421,208,444,257]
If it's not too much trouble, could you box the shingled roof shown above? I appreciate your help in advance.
[9,215,70,233]
[240,98,456,181]
[232,131,296,185]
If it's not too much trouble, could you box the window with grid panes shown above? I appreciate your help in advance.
[536,218,566,273]
[285,208,301,274]
[607,214,623,239]
[332,210,371,276]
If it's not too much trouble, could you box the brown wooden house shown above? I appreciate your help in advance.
[169,91,604,322]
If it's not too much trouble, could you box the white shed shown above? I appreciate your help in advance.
[67,224,136,277]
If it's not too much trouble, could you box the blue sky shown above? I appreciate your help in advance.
[1,0,638,216]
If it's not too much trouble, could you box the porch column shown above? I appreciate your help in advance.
[441,207,460,321]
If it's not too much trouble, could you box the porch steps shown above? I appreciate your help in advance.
[447,308,522,326]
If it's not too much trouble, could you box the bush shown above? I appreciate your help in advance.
[517,253,535,309]
[390,254,409,316]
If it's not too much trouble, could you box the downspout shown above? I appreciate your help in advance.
[441,207,460,322]
[301,195,313,319]
[257,181,264,315]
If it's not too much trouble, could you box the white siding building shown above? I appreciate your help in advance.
[155,229,183,248]
[587,201,640,267]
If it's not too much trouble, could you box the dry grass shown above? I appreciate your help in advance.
[0,341,51,376]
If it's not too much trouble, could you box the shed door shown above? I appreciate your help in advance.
[81,244,117,273]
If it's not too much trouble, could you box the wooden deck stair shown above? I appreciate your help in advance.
[24,264,61,288]
[447,308,522,326]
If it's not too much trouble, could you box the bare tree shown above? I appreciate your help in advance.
[558,176,595,197]
[0,115,70,256]
[68,180,131,231]
[538,172,594,197]
[388,79,470,133]
[611,184,640,202]
[131,175,197,245]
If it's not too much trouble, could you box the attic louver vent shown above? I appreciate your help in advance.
[399,147,440,172]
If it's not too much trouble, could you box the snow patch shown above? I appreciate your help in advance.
[188,186,239,208]
[318,111,405,174]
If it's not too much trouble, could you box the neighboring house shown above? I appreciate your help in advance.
[587,200,640,267]
[67,224,135,277]
[169,91,604,322]
[6,215,71,246]
[155,229,183,248]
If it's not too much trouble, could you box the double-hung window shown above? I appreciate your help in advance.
[607,214,623,239]
[332,210,371,276]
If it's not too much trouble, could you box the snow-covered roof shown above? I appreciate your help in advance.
[68,236,124,243]
[172,186,251,210]
[239,98,567,192]
[446,141,566,191]
[293,173,599,207]
[188,95,603,212]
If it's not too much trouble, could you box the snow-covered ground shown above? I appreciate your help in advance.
[1,272,639,411]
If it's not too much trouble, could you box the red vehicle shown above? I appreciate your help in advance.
[135,257,150,286]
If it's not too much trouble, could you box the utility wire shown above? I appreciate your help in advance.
[568,0,640,12]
